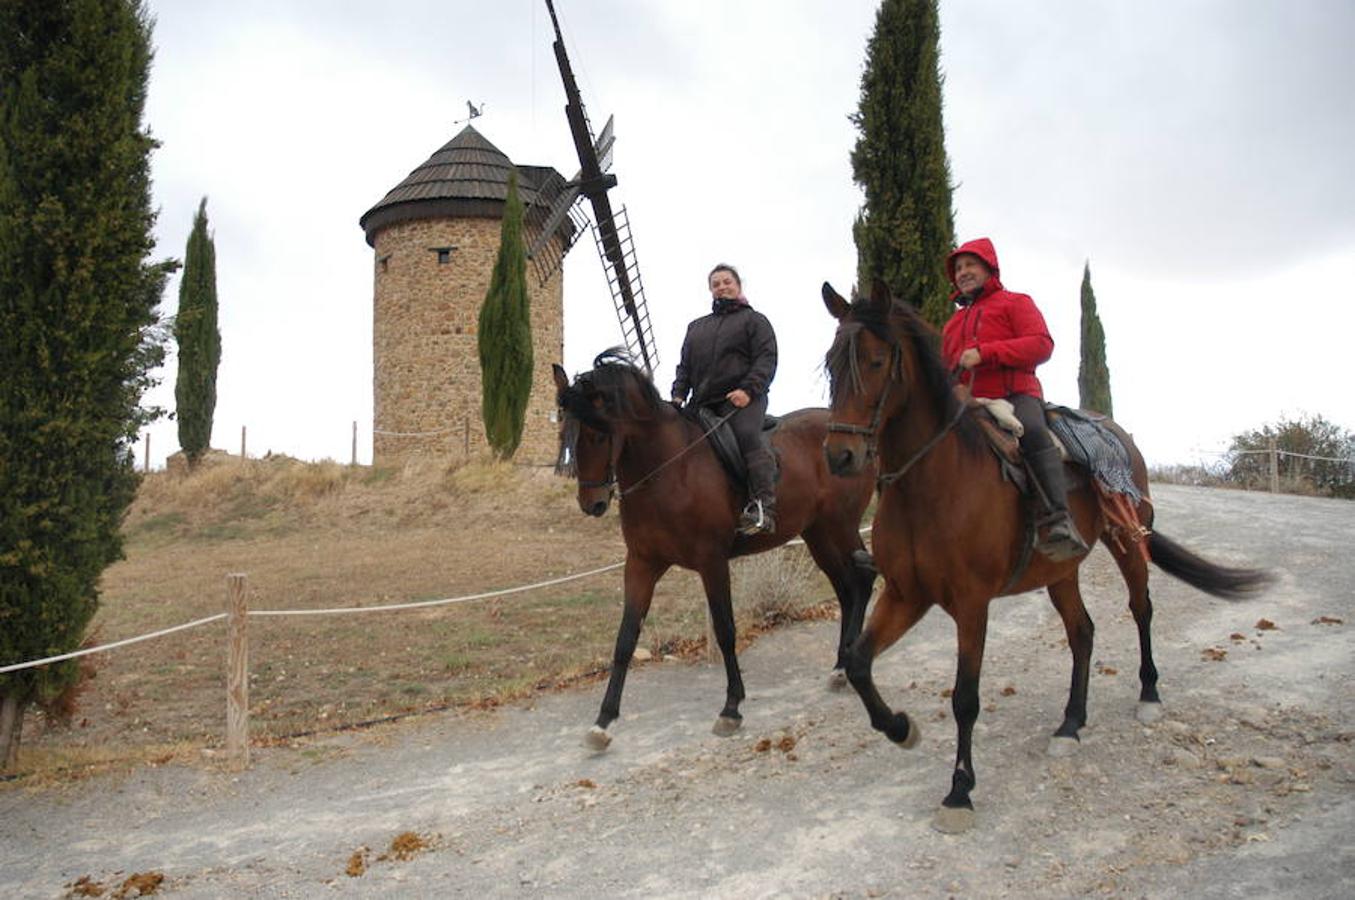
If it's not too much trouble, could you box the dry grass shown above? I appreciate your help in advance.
[9,455,838,777]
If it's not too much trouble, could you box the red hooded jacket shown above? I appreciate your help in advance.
[940,237,1053,400]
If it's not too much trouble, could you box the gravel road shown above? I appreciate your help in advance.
[2,484,1352,898]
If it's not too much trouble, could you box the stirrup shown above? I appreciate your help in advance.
[1036,512,1090,561]
[738,499,774,535]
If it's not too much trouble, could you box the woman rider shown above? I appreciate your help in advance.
[671,263,778,535]
[941,237,1090,561]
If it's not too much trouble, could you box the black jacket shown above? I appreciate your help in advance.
[671,302,777,407]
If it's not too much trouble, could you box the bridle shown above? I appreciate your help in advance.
[570,407,737,500]
[825,342,901,463]
[825,335,967,491]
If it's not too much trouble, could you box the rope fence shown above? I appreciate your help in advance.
[0,532,833,769]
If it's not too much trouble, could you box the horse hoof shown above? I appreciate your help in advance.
[827,669,849,692]
[712,716,743,737]
[931,805,976,835]
[1047,735,1081,758]
[886,712,921,749]
[1136,701,1164,724]
[584,726,612,752]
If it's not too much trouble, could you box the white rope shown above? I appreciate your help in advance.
[0,613,227,674]
[1277,449,1354,464]
[0,527,870,671]
[248,561,626,617]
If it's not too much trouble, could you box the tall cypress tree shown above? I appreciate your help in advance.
[0,0,172,770]
[1077,261,1113,416]
[851,0,956,328]
[477,171,533,460]
[174,197,220,464]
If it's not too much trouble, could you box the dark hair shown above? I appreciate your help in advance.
[707,263,741,287]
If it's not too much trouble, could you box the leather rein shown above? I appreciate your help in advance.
[825,342,967,491]
[576,408,737,499]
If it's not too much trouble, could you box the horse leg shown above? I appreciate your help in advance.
[700,561,747,736]
[934,604,990,835]
[1045,576,1094,756]
[586,556,667,751]
[802,523,877,691]
[845,581,931,748]
[1108,540,1162,723]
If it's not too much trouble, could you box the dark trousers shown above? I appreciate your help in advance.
[1011,393,1053,454]
[714,396,775,506]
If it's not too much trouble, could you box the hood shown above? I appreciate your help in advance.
[946,237,1000,285]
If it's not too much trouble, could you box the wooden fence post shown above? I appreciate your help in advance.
[225,573,250,770]
[143,433,150,473]
[1268,437,1279,493]
[351,420,358,466]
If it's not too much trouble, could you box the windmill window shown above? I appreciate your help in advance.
[431,246,456,265]
[378,254,390,273]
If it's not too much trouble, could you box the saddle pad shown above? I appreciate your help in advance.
[1047,407,1143,503]
[696,407,778,487]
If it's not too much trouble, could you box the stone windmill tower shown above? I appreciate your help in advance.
[359,125,575,467]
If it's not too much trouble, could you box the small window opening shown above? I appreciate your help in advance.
[431,246,456,265]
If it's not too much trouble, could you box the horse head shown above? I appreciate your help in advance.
[822,281,909,476]
[553,350,665,516]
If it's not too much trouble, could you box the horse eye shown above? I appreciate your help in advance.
[869,355,886,370]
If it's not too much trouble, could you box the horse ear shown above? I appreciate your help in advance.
[551,363,570,396]
[822,282,850,320]
[868,279,892,310]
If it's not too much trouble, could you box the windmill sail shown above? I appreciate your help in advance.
[538,0,657,374]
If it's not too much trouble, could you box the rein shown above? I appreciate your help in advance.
[582,408,737,499]
[826,337,968,492]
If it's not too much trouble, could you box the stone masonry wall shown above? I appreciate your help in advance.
[371,217,564,467]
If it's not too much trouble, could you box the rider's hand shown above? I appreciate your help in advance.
[958,347,982,370]
[670,396,685,409]
[726,389,751,408]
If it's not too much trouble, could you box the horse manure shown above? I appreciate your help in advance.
[382,831,430,862]
[575,778,596,789]
[345,848,368,877]
[111,872,164,898]
[776,735,797,753]
[1202,647,1229,662]
[1000,685,1017,696]
[1312,615,1343,625]
[66,876,104,897]
[754,738,772,753]
[1255,618,1278,630]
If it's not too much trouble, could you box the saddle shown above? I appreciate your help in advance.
[695,407,780,489]
[963,388,1150,564]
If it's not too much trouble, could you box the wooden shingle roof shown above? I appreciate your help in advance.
[359,124,570,247]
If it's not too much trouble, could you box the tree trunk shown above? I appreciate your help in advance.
[0,691,23,773]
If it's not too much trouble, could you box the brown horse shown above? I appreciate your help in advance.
[552,351,877,751]
[820,283,1270,833]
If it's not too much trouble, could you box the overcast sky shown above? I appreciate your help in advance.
[136,0,1355,468]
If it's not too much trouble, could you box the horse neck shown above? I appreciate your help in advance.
[878,359,957,478]
[613,407,700,490]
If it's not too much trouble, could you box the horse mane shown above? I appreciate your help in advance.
[557,347,666,434]
[825,295,985,456]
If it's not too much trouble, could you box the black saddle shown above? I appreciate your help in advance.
[695,407,779,488]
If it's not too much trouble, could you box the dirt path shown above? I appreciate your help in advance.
[2,484,1352,898]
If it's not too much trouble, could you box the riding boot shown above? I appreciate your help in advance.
[739,448,778,535]
[1028,446,1090,561]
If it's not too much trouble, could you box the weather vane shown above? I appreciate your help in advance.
[454,101,486,125]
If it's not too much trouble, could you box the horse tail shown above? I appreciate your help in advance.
[1148,531,1273,600]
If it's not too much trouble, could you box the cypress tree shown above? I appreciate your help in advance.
[851,0,956,329]
[174,197,220,464]
[477,171,533,460]
[1077,261,1113,416]
[0,0,173,770]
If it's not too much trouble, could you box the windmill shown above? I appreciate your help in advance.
[526,0,657,375]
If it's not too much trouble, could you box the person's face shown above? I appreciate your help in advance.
[709,269,741,300]
[952,254,990,295]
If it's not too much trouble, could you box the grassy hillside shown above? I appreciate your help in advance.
[13,455,832,778]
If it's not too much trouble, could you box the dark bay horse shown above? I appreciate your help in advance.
[820,283,1270,833]
[552,351,877,751]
